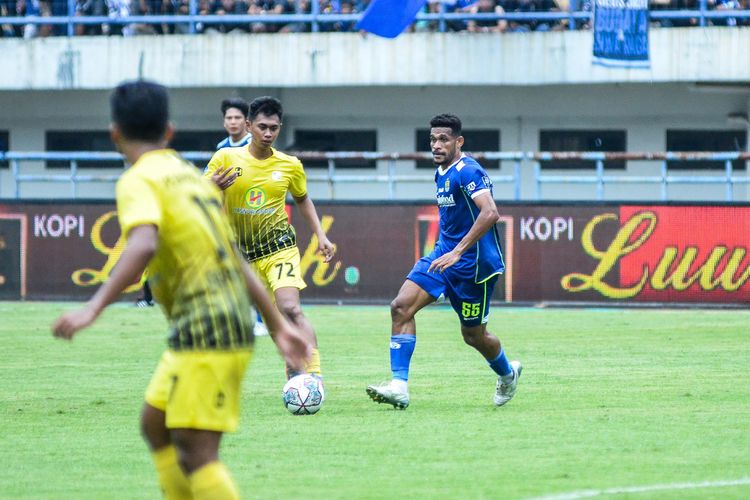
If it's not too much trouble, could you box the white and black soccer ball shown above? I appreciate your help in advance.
[282,374,325,415]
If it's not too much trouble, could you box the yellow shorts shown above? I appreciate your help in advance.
[251,246,307,293]
[144,349,253,433]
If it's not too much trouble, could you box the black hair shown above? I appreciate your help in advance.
[221,97,249,118]
[429,114,462,137]
[110,80,169,142]
[249,96,283,121]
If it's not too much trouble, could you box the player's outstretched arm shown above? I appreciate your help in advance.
[52,225,158,340]
[293,194,336,263]
[428,192,500,273]
[233,247,312,370]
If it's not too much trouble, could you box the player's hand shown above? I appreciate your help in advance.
[318,236,336,263]
[211,167,238,190]
[51,306,98,341]
[273,326,313,373]
[428,250,461,273]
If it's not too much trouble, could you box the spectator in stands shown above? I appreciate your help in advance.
[715,0,740,26]
[328,0,358,32]
[207,0,249,33]
[247,0,291,33]
[414,0,468,33]
[652,0,699,27]
[163,0,192,34]
[130,0,160,34]
[75,0,130,36]
[503,0,559,32]
[1,0,22,37]
[466,0,507,33]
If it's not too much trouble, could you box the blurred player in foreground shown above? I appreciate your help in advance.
[52,80,311,499]
[205,96,335,380]
[367,113,521,410]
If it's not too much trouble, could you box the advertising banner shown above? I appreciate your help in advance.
[1,202,748,304]
[593,0,650,68]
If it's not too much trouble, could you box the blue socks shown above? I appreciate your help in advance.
[390,334,416,381]
[488,349,512,377]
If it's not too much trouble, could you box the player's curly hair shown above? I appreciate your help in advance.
[221,98,249,118]
[430,114,462,137]
[110,80,169,142]
[249,96,283,121]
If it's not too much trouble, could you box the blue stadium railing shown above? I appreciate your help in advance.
[2,6,750,37]
[2,151,749,201]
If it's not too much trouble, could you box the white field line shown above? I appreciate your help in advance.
[529,477,750,500]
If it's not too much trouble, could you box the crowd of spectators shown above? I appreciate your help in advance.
[1,0,748,38]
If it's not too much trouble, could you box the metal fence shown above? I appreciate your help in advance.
[2,150,750,201]
[2,6,750,37]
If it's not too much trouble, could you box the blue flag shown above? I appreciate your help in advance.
[356,0,427,39]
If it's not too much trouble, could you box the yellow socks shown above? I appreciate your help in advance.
[152,445,191,500]
[189,461,240,500]
[305,348,321,376]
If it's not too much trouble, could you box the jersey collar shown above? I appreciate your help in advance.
[229,132,252,147]
[437,153,466,176]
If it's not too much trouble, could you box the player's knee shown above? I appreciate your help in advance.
[460,326,482,348]
[140,404,169,451]
[390,297,410,322]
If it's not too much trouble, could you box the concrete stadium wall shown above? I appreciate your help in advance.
[1,83,749,201]
[1,29,750,89]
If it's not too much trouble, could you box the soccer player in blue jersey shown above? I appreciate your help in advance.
[366,113,521,410]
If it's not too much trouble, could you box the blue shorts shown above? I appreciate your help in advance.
[407,256,498,327]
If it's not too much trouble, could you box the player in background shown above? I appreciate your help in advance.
[215,97,270,337]
[52,80,311,499]
[366,113,521,410]
[216,97,253,149]
[205,96,335,380]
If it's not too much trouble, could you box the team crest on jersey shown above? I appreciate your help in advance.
[235,167,242,176]
[244,187,266,208]
[445,179,450,191]
[272,171,282,181]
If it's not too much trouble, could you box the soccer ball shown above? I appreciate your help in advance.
[282,374,325,415]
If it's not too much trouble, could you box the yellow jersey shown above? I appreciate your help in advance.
[116,149,254,350]
[204,146,307,261]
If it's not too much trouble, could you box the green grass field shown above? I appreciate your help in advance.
[1,302,749,499]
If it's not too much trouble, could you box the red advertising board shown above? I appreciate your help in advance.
[1,202,748,304]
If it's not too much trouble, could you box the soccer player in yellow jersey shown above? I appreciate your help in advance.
[205,96,335,379]
[51,80,311,500]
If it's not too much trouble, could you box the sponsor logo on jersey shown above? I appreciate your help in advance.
[437,194,456,207]
[272,171,283,181]
[235,167,242,176]
[244,187,267,208]
[467,181,476,192]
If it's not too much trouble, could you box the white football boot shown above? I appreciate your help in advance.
[366,382,410,410]
[493,360,522,407]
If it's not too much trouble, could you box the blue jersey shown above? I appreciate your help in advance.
[216,132,252,150]
[433,154,504,283]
